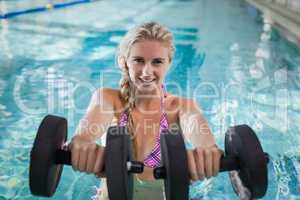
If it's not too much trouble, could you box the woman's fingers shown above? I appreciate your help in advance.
[86,145,97,173]
[189,145,222,181]
[78,147,88,172]
[71,143,80,171]
[94,147,105,174]
[69,135,105,176]
[187,150,198,181]
[194,148,205,180]
[212,148,222,176]
[204,148,213,178]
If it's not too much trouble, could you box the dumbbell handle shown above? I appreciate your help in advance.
[54,149,144,173]
[154,152,269,179]
[55,149,269,177]
[219,153,269,172]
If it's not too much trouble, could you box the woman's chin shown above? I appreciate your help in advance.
[136,84,158,94]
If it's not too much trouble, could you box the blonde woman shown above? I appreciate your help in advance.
[69,22,222,200]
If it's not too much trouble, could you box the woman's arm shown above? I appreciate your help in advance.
[179,98,215,148]
[70,88,115,174]
[74,88,115,141]
[178,98,221,181]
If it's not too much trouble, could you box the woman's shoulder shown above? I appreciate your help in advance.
[94,87,121,100]
[90,88,121,107]
[164,94,199,126]
[166,93,195,108]
[95,87,126,112]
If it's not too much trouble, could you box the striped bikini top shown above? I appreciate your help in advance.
[118,85,169,168]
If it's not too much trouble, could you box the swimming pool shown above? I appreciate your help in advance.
[1,0,300,199]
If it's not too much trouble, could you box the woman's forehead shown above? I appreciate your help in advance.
[129,40,169,58]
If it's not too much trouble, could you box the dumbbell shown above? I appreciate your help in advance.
[153,125,269,200]
[30,115,269,200]
[29,115,144,199]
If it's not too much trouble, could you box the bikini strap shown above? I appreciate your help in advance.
[160,84,169,131]
[160,84,167,112]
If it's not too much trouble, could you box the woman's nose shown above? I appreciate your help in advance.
[142,62,153,75]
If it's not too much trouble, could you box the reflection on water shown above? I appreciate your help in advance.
[0,0,300,199]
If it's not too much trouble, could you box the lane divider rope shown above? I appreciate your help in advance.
[0,0,99,20]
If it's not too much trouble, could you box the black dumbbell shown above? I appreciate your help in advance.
[153,125,269,200]
[30,115,269,200]
[29,115,144,199]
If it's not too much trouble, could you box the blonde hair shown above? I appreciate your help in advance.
[116,21,175,158]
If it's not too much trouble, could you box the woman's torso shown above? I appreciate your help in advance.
[108,88,180,180]
[94,88,205,200]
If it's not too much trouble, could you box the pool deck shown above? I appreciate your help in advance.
[246,0,300,47]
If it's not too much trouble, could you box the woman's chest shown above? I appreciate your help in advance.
[130,112,179,180]
[131,111,178,156]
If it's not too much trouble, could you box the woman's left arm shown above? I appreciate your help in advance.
[178,98,222,181]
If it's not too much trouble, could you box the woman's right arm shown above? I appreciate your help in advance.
[69,88,115,174]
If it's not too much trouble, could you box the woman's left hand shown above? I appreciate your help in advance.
[187,145,223,182]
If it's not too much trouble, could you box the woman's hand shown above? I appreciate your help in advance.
[187,145,223,181]
[178,98,223,181]
[68,88,115,178]
[69,135,105,176]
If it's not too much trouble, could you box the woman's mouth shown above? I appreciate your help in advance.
[139,78,156,85]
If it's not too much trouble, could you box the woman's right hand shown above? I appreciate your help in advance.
[69,135,105,177]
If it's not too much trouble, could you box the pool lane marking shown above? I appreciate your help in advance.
[0,0,99,20]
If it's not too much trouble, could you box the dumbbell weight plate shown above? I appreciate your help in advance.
[105,126,134,200]
[29,115,67,197]
[225,125,268,199]
[160,130,190,200]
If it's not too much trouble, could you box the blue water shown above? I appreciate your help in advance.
[1,0,300,199]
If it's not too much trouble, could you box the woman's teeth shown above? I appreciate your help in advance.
[142,80,153,83]
[140,78,155,83]
[140,79,155,85]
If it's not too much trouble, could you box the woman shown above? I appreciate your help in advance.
[70,22,222,200]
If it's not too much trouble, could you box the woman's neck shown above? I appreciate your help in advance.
[134,89,163,114]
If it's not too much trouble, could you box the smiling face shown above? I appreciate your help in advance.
[126,40,171,95]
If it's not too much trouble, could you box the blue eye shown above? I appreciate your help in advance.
[134,58,144,63]
[153,59,163,65]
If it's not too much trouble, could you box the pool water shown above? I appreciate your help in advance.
[1,0,300,199]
